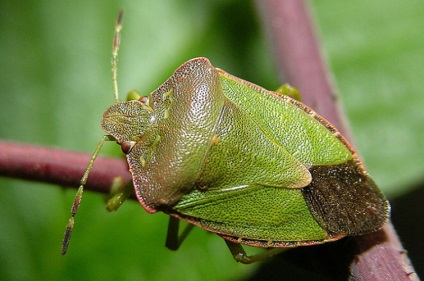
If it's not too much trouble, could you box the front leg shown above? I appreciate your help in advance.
[106,178,134,212]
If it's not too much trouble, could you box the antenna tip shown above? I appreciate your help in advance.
[116,10,124,30]
[61,217,75,255]
[118,10,124,21]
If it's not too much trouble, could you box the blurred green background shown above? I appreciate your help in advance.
[1,0,423,280]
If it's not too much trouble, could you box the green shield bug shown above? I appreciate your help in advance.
[62,11,389,263]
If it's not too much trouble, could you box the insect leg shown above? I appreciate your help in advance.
[165,216,195,250]
[275,84,302,102]
[106,179,134,212]
[224,240,286,264]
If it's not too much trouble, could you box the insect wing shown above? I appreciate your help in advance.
[172,60,388,244]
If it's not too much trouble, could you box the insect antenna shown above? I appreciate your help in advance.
[112,10,124,102]
[61,11,125,255]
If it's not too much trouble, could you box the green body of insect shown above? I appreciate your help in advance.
[102,57,389,253]
[62,12,389,263]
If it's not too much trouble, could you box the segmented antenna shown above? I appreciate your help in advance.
[61,11,125,255]
[112,10,124,102]
[61,136,112,255]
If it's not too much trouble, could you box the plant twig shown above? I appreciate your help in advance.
[255,0,418,280]
[0,141,131,195]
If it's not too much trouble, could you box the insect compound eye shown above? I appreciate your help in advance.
[139,96,149,104]
[120,141,136,154]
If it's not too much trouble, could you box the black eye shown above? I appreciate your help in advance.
[120,141,135,154]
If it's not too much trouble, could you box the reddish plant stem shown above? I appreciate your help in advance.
[0,141,131,195]
[255,0,418,280]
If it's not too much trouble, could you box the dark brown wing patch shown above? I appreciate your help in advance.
[301,160,390,235]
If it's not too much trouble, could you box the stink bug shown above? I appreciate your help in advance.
[62,11,389,263]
